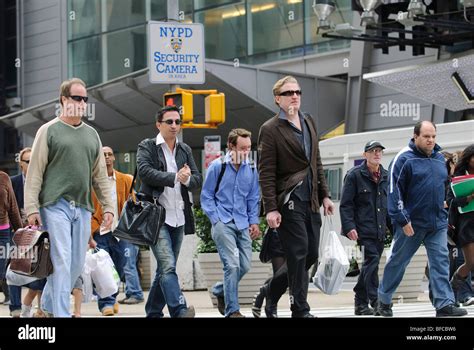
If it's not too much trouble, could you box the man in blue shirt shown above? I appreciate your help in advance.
[201,128,261,318]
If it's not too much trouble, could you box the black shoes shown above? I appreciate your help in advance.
[216,295,225,316]
[177,305,195,318]
[436,304,468,317]
[292,312,315,318]
[355,305,374,316]
[252,284,278,318]
[252,286,266,318]
[374,301,393,317]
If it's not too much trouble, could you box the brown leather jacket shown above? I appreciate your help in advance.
[257,113,329,214]
[0,171,22,231]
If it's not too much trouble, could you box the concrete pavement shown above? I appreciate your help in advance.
[1,278,473,318]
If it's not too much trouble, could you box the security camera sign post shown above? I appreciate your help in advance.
[148,21,205,84]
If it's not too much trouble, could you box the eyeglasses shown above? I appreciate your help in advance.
[161,119,182,125]
[69,95,89,103]
[279,90,302,97]
[21,159,30,164]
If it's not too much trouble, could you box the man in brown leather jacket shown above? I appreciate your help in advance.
[257,75,334,318]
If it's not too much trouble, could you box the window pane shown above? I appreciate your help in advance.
[106,0,146,32]
[324,167,342,201]
[106,25,147,80]
[195,3,246,60]
[194,0,240,10]
[179,0,193,13]
[249,0,303,55]
[68,36,102,86]
[68,0,101,40]
[151,0,167,20]
[6,8,16,37]
[5,39,17,93]
[151,0,192,21]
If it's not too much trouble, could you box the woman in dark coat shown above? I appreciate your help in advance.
[251,228,286,318]
[447,144,474,298]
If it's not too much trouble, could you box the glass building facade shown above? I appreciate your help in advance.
[68,0,352,86]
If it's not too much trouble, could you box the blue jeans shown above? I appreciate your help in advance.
[145,224,186,318]
[378,225,455,310]
[40,198,91,317]
[122,241,144,300]
[0,228,22,312]
[94,232,126,311]
[211,221,252,316]
[0,228,11,279]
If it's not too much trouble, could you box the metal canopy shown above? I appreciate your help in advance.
[364,52,474,112]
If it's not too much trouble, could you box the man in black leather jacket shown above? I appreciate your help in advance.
[137,105,202,318]
[339,141,390,316]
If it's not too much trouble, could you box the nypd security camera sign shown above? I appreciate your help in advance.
[148,21,205,84]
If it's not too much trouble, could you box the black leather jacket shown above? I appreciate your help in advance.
[136,137,202,235]
[339,161,390,241]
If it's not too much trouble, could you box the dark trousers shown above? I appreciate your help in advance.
[354,238,384,307]
[269,198,321,316]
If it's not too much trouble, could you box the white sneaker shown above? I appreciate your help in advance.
[462,297,474,306]
[20,304,33,318]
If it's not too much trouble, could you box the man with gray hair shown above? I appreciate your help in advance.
[25,78,114,317]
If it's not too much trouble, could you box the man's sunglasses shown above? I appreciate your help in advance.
[69,95,89,103]
[161,119,182,125]
[279,90,302,97]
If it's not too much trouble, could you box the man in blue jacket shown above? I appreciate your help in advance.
[376,121,467,317]
[340,141,390,316]
[201,128,260,318]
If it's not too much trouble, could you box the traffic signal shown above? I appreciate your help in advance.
[205,93,225,125]
[163,91,193,122]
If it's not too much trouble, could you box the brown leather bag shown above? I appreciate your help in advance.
[9,227,54,279]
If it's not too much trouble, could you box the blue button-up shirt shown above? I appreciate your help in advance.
[200,152,260,230]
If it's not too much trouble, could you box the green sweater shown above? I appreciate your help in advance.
[25,117,113,216]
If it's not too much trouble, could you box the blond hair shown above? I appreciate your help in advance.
[272,75,299,106]
[272,76,299,96]
[19,147,31,162]
[59,78,86,106]
[227,128,251,147]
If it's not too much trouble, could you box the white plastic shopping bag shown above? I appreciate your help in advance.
[81,251,94,303]
[314,230,350,295]
[87,249,119,298]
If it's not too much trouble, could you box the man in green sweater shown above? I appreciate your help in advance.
[25,78,114,317]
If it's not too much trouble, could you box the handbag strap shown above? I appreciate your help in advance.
[129,167,138,195]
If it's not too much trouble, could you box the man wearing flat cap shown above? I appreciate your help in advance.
[340,140,391,315]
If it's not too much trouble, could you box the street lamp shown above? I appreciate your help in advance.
[407,0,426,17]
[357,0,383,26]
[312,0,335,33]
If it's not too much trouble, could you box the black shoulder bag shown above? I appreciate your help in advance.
[112,168,165,246]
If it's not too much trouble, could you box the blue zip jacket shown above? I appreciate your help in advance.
[388,139,448,231]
